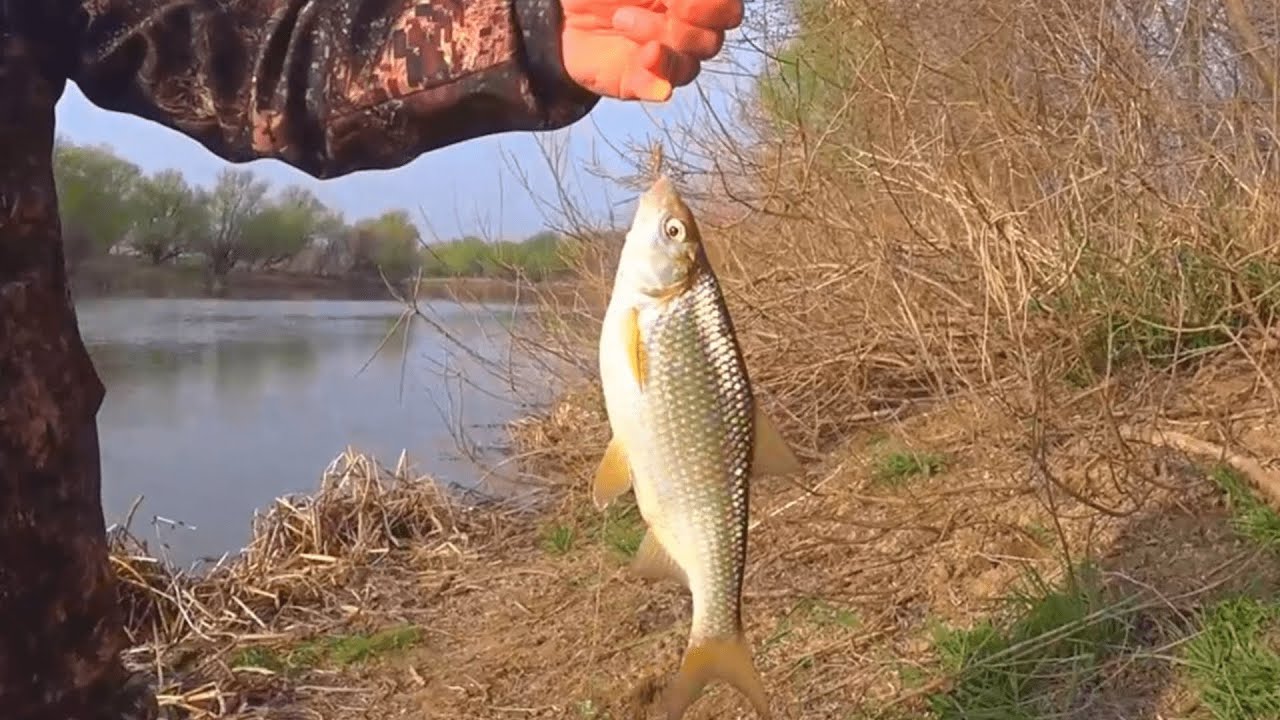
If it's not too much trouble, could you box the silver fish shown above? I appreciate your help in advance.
[593,174,802,719]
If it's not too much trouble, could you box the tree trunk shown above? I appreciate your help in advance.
[0,227,158,719]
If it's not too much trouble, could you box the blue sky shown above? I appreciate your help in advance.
[54,52,754,243]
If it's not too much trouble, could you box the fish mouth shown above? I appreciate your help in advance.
[640,175,677,204]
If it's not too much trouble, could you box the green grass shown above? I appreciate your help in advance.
[229,646,295,673]
[547,497,647,561]
[896,662,928,690]
[909,468,1280,720]
[1183,597,1280,720]
[229,624,422,674]
[600,501,646,559]
[1210,464,1280,551]
[540,523,576,555]
[1050,251,1280,387]
[873,450,948,487]
[925,562,1131,720]
[325,624,421,664]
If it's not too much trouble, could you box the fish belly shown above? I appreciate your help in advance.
[629,278,755,641]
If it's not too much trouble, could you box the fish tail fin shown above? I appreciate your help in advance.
[663,633,771,720]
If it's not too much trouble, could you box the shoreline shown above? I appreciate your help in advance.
[108,359,1280,719]
[69,255,576,305]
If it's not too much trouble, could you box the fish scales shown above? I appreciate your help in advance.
[634,267,754,641]
[591,172,802,720]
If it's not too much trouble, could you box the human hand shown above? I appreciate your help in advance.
[560,0,743,102]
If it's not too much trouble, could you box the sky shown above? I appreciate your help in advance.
[53,51,754,243]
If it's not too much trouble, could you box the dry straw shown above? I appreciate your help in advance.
[108,0,1280,716]
[108,449,524,717]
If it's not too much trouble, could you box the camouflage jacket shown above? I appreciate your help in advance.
[0,2,596,718]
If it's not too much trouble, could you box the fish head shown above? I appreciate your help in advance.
[616,175,703,300]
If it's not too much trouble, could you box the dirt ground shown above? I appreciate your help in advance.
[124,352,1280,720]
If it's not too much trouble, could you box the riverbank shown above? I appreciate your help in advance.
[110,346,1280,720]
[69,255,573,304]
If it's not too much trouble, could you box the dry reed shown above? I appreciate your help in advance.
[108,1,1280,716]
[459,0,1280,715]
[510,0,1280,491]
[108,449,527,718]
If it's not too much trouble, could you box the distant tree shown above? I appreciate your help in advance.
[127,169,209,265]
[755,0,867,133]
[279,185,346,237]
[424,234,491,277]
[507,230,572,281]
[198,168,269,281]
[419,230,572,281]
[352,210,422,281]
[52,138,143,263]
[241,185,345,265]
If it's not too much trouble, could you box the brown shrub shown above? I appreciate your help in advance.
[515,0,1280,462]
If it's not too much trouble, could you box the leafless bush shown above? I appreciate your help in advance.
[510,0,1280,462]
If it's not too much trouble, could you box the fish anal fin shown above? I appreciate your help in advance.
[622,306,647,391]
[751,405,803,478]
[663,634,771,720]
[592,436,633,510]
[630,529,687,587]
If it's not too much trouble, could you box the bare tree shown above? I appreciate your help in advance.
[197,168,269,287]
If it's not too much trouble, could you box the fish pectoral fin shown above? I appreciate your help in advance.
[622,305,648,391]
[663,634,771,720]
[630,529,687,587]
[751,405,803,478]
[592,436,634,509]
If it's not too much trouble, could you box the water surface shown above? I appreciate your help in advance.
[78,298,544,567]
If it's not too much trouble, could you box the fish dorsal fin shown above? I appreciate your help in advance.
[630,529,688,587]
[751,405,803,478]
[623,305,648,391]
[664,633,772,720]
[592,435,633,509]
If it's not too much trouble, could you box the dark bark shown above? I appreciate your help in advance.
[0,53,156,715]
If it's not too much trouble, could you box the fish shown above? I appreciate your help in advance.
[592,173,803,720]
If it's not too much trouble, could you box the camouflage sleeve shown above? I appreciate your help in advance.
[67,0,600,178]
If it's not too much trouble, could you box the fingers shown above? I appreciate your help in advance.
[609,7,713,98]
[613,7,725,60]
[562,33,697,102]
[666,54,701,88]
[621,41,674,102]
[644,42,701,90]
[561,1,738,102]
[616,42,703,101]
[664,0,743,30]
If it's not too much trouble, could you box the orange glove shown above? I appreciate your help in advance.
[561,0,743,102]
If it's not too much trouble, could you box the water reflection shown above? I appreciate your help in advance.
[77,298,540,568]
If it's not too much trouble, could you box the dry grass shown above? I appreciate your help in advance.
[108,449,529,718]
[473,0,1280,716]
[112,0,1280,717]
[109,390,1280,719]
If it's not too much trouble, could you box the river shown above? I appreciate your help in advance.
[76,297,551,569]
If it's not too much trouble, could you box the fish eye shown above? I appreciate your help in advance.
[663,217,687,242]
